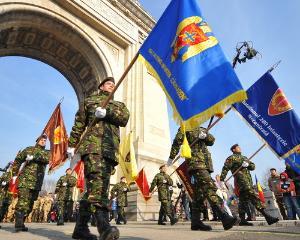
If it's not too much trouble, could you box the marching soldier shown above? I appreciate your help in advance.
[68,77,130,240]
[11,134,50,232]
[220,144,279,226]
[169,127,237,231]
[0,167,13,228]
[41,193,53,222]
[55,168,77,225]
[110,177,131,224]
[149,165,177,226]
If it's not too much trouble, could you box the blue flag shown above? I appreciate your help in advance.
[233,72,300,158]
[138,0,246,130]
[285,151,300,175]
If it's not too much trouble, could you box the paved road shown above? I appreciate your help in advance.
[0,221,299,240]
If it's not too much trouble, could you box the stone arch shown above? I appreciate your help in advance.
[0,8,110,104]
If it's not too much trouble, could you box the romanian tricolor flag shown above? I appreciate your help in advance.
[255,175,265,203]
[43,103,68,173]
[138,0,246,130]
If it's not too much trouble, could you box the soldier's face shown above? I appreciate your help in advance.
[160,166,167,173]
[234,146,241,153]
[270,170,276,176]
[100,81,115,93]
[38,138,47,147]
[66,169,72,175]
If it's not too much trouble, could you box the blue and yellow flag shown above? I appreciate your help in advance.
[139,0,247,130]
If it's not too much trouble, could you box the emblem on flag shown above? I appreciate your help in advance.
[268,88,293,116]
[171,16,218,62]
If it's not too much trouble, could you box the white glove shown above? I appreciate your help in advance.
[67,147,75,158]
[12,176,18,184]
[167,158,173,166]
[123,188,127,192]
[95,107,107,119]
[26,154,34,161]
[162,179,167,184]
[1,181,7,186]
[169,186,173,191]
[242,161,249,168]
[62,182,67,186]
[198,131,207,139]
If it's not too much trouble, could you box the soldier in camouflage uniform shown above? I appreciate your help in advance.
[149,165,177,225]
[0,168,13,228]
[11,134,49,232]
[110,176,131,224]
[68,77,130,240]
[41,193,53,223]
[55,168,77,225]
[169,127,237,231]
[220,144,279,226]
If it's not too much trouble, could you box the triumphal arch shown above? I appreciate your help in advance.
[0,0,173,220]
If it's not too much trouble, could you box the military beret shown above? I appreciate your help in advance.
[98,77,115,89]
[36,133,48,142]
[270,168,276,171]
[66,168,72,172]
[159,164,166,170]
[230,144,239,152]
[120,176,126,180]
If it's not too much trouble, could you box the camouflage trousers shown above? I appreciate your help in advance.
[57,200,74,222]
[191,170,223,208]
[191,185,208,217]
[15,188,39,215]
[159,200,173,221]
[116,206,126,223]
[80,154,114,214]
[0,194,12,221]
[238,188,263,216]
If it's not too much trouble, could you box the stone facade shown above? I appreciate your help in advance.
[0,0,177,220]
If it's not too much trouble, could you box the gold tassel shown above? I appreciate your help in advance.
[180,122,191,158]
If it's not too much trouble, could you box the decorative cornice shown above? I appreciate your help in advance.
[107,0,155,33]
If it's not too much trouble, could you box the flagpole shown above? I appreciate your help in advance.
[171,107,232,165]
[74,53,139,153]
[225,143,267,183]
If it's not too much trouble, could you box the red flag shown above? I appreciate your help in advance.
[43,103,68,173]
[175,161,194,199]
[73,160,85,192]
[8,176,18,198]
[135,168,151,201]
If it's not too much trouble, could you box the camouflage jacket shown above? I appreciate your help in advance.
[220,153,255,192]
[169,127,215,173]
[11,145,49,191]
[0,171,11,198]
[110,182,131,207]
[68,90,130,166]
[149,172,173,201]
[55,174,77,201]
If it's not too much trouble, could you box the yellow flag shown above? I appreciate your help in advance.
[180,122,191,158]
[119,132,138,183]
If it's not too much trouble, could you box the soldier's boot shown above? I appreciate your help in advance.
[72,211,97,240]
[94,208,119,240]
[239,213,253,226]
[213,205,238,230]
[259,208,279,225]
[191,209,212,231]
[15,211,28,232]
